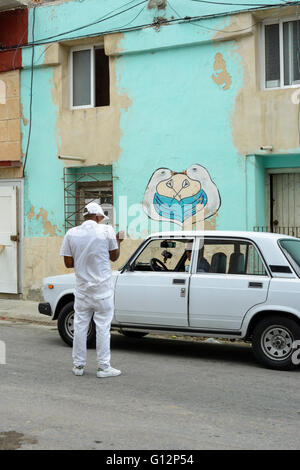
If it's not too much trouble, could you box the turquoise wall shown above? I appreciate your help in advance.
[21,0,300,238]
[21,60,65,237]
[114,39,245,235]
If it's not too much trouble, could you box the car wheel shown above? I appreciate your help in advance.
[57,301,96,348]
[252,315,300,370]
[121,330,148,339]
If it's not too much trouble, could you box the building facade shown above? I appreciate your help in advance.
[1,0,300,299]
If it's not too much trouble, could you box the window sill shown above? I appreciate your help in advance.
[262,84,300,92]
[70,105,111,110]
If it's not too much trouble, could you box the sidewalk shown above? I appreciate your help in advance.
[0,299,52,324]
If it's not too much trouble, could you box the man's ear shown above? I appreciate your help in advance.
[96,215,104,224]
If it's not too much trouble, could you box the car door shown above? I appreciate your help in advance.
[114,237,195,327]
[189,238,271,330]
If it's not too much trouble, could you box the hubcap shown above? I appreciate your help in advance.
[261,325,294,361]
[64,311,93,339]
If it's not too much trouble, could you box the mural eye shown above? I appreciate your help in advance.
[166,180,174,188]
[182,179,190,188]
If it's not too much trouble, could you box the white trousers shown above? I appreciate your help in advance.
[73,291,114,370]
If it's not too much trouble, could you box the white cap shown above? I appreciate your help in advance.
[185,242,193,251]
[83,202,109,220]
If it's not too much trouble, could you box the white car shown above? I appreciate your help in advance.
[39,231,300,370]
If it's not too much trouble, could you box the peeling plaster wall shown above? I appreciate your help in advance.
[0,71,22,162]
[49,35,131,167]
[19,0,300,298]
[231,15,300,155]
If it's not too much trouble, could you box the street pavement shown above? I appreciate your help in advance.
[0,313,300,450]
[0,299,47,324]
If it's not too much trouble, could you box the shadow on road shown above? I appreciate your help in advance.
[110,333,258,368]
[43,327,300,372]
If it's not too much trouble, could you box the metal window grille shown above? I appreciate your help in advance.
[63,165,113,232]
[253,226,300,238]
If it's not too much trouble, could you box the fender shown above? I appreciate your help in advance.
[51,288,75,320]
[240,304,300,338]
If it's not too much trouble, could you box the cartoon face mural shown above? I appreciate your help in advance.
[142,164,221,227]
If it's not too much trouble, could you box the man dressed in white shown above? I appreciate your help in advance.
[60,202,123,378]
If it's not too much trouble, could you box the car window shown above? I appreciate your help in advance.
[279,239,300,276]
[196,239,267,276]
[132,239,194,273]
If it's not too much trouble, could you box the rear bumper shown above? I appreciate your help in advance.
[38,302,52,316]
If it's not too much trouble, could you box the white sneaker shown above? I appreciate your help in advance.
[97,367,121,378]
[73,365,84,376]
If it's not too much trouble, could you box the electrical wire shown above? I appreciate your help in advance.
[23,6,36,176]
[169,0,300,33]
[3,0,300,52]
[25,0,148,47]
[167,0,261,32]
[6,0,145,69]
[14,2,148,68]
[190,0,290,6]
[12,28,28,70]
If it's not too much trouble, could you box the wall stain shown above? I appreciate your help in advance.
[148,0,167,9]
[20,103,29,126]
[27,205,35,220]
[36,208,58,236]
[212,53,232,90]
[51,35,132,167]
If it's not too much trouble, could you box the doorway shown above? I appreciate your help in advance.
[0,180,23,293]
[267,170,300,237]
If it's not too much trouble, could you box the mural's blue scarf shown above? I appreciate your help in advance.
[153,189,207,223]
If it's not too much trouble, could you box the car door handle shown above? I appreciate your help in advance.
[173,279,186,285]
[248,282,263,288]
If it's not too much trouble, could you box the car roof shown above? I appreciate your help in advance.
[148,230,298,241]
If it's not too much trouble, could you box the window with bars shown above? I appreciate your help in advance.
[64,166,113,231]
[263,18,300,89]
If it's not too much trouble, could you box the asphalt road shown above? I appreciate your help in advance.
[0,319,299,450]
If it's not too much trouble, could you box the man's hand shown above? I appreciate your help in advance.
[110,232,125,262]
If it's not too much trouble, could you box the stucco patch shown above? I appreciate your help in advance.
[36,208,58,236]
[20,104,29,126]
[212,53,232,90]
[231,33,300,155]
[0,81,6,105]
[51,35,132,167]
[27,205,35,220]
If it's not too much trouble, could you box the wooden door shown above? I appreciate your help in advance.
[271,173,300,237]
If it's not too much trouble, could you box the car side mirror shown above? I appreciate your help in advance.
[126,263,135,272]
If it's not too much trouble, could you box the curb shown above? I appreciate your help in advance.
[0,299,53,324]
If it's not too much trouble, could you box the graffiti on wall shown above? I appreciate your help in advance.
[142,164,221,228]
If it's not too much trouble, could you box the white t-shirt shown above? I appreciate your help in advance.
[60,220,118,299]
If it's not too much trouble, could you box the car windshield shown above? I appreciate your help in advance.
[279,239,300,276]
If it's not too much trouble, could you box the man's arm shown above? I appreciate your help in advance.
[109,231,124,262]
[64,256,74,268]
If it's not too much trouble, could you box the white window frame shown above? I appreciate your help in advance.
[70,45,97,110]
[261,16,300,91]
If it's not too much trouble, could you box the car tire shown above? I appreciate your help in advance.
[121,330,148,339]
[252,315,300,370]
[57,301,96,348]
